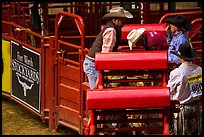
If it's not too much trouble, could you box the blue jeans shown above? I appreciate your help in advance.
[83,57,98,89]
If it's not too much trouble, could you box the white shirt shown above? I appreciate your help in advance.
[167,62,202,104]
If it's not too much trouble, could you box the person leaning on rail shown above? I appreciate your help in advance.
[83,7,133,89]
[165,14,193,64]
[83,7,133,135]
[167,43,202,135]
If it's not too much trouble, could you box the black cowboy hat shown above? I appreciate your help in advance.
[171,43,198,61]
[165,14,193,31]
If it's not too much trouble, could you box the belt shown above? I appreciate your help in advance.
[183,100,199,106]
[86,55,95,61]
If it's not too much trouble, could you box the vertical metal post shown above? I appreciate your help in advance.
[163,110,169,135]
[47,36,56,129]
[168,2,176,12]
[141,2,150,24]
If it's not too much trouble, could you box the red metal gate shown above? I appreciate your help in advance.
[53,11,86,134]
[2,11,88,134]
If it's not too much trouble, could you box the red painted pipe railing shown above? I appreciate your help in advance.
[159,10,202,23]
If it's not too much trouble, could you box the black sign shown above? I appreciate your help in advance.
[11,41,41,113]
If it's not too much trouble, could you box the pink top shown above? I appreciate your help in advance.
[101,28,116,52]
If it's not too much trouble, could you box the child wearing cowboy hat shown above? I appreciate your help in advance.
[165,14,193,64]
[127,28,145,50]
[167,43,202,135]
[83,7,133,89]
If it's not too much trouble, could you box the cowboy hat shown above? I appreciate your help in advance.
[165,14,193,31]
[102,7,133,20]
[127,28,145,50]
[171,43,198,61]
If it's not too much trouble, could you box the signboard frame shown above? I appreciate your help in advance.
[11,41,41,113]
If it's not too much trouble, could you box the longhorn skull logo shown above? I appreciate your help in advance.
[16,74,34,96]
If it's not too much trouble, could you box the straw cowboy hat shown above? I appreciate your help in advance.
[165,14,193,31]
[102,7,133,19]
[127,28,145,50]
[171,43,198,61]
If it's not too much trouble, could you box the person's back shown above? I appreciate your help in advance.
[168,61,202,104]
[167,43,202,135]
